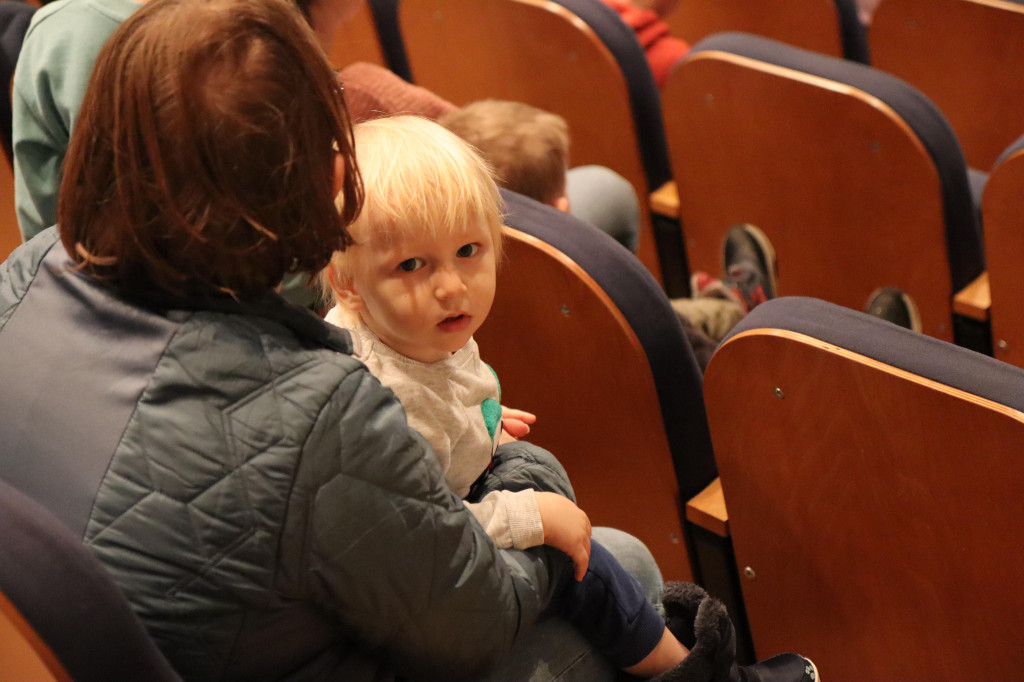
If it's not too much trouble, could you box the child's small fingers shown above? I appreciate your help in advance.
[573,548,590,581]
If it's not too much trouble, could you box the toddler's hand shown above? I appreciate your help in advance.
[501,406,536,439]
[535,492,592,581]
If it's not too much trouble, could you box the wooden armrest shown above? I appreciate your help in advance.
[685,477,729,538]
[650,181,680,220]
[952,271,990,322]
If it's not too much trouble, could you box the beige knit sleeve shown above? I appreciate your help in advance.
[464,488,544,550]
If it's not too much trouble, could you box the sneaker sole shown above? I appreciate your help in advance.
[739,223,778,299]
[866,286,923,333]
[806,656,820,681]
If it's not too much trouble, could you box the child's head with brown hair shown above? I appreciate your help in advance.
[322,115,504,363]
[59,0,363,298]
[440,99,570,210]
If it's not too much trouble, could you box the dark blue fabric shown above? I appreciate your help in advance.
[549,0,672,191]
[724,297,1024,414]
[833,0,870,63]
[993,131,1024,169]
[0,479,181,682]
[500,189,717,500]
[547,540,665,668]
[690,32,984,292]
[366,0,412,81]
[0,1,35,164]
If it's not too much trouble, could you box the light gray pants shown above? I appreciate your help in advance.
[475,526,664,682]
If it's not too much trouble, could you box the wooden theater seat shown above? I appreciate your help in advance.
[391,0,674,285]
[0,479,181,682]
[703,296,1024,679]
[0,157,18,262]
[476,190,719,583]
[659,33,982,342]
[982,133,1024,367]
[661,0,868,63]
[871,0,1024,171]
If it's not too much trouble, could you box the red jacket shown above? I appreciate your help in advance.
[600,0,689,88]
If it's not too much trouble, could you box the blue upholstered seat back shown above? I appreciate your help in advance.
[833,0,869,63]
[547,0,672,192]
[0,479,181,682]
[993,131,1024,169]
[0,1,34,165]
[364,0,411,80]
[725,296,1024,413]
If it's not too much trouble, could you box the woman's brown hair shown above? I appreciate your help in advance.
[58,0,363,297]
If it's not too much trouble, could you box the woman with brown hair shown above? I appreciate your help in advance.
[0,0,648,679]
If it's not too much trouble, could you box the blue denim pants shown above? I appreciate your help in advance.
[475,526,666,682]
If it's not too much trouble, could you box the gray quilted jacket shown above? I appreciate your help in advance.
[0,230,574,681]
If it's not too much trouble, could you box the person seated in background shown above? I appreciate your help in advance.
[0,0,669,679]
[12,0,148,242]
[11,0,644,313]
[856,0,882,26]
[319,113,818,682]
[599,0,689,88]
[441,98,639,252]
[441,99,776,371]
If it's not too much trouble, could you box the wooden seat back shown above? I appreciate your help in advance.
[705,296,1024,679]
[0,589,65,682]
[395,0,667,282]
[982,134,1024,367]
[871,0,1024,171]
[327,1,387,68]
[661,33,981,341]
[477,191,719,581]
[1,155,19,261]
[661,0,866,62]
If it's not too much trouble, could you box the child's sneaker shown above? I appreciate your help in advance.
[654,582,818,682]
[864,286,921,332]
[691,225,778,313]
[722,223,777,310]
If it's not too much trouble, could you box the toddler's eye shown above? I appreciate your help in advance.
[398,258,424,272]
[457,243,480,258]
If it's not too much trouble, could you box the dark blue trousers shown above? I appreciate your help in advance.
[546,539,666,668]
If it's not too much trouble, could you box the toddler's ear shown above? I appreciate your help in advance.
[328,268,365,312]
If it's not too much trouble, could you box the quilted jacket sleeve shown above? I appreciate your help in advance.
[281,365,572,681]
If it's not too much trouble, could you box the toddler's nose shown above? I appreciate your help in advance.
[434,268,468,300]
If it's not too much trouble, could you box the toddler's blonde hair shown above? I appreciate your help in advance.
[322,115,504,300]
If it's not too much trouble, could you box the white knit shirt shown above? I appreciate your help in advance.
[326,307,544,550]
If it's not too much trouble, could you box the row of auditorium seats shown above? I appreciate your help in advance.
[328,2,1024,676]
[6,182,1022,680]
[345,0,1024,356]
[2,2,1023,680]
[481,190,1024,679]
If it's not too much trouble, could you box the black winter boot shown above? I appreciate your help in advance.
[653,583,818,682]
[661,581,709,649]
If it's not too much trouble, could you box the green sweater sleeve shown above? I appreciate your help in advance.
[11,0,140,241]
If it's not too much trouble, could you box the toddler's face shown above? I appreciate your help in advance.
[345,221,498,363]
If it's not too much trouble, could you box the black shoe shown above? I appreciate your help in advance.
[654,583,818,682]
[722,224,778,308]
[736,654,818,682]
[864,286,921,332]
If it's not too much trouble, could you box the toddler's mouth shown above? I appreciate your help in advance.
[438,313,471,332]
